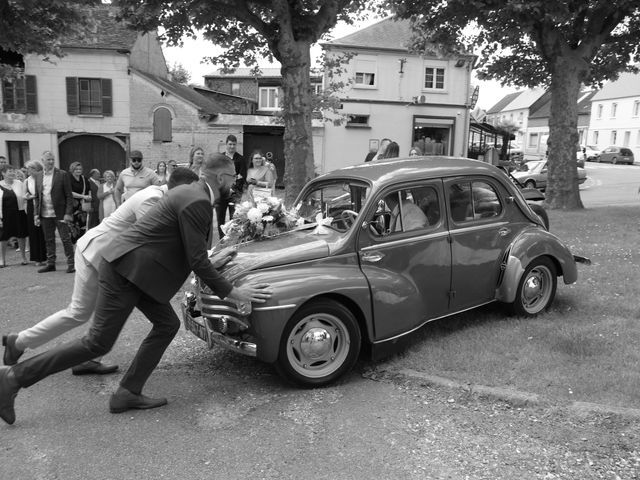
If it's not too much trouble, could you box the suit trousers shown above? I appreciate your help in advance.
[215,198,234,239]
[12,259,181,394]
[41,216,75,267]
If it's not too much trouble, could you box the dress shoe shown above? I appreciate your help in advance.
[109,387,167,414]
[66,266,75,274]
[0,366,19,425]
[2,334,24,366]
[71,360,118,376]
[37,264,56,273]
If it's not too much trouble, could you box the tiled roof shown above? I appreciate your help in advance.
[133,69,219,115]
[205,66,322,80]
[527,89,596,119]
[591,70,640,101]
[502,88,546,111]
[486,92,522,114]
[60,5,139,51]
[324,17,412,51]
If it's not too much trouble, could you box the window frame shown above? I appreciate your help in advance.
[152,106,172,143]
[1,75,37,114]
[353,57,377,89]
[423,66,446,91]
[258,86,280,110]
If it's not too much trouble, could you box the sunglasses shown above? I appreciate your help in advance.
[131,159,142,162]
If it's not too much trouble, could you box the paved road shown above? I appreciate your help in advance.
[579,162,640,207]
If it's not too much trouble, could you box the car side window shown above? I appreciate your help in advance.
[448,180,502,223]
[370,186,439,236]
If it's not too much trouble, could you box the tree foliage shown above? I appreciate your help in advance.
[116,0,371,203]
[168,62,191,84]
[388,0,640,209]
[0,0,100,78]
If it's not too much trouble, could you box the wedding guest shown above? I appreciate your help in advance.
[97,170,117,221]
[87,169,101,229]
[166,160,177,180]
[35,151,75,273]
[365,138,392,162]
[381,141,400,159]
[113,151,159,207]
[188,147,205,175]
[409,146,422,157]
[0,166,28,266]
[24,160,47,266]
[247,150,275,199]
[217,135,247,237]
[156,161,168,186]
[68,162,91,242]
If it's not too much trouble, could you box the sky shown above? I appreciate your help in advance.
[162,17,519,111]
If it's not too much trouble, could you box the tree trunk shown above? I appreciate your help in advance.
[278,40,314,206]
[544,56,584,209]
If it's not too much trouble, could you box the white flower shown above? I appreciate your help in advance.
[263,215,274,222]
[247,208,263,223]
[257,202,270,214]
[296,217,306,226]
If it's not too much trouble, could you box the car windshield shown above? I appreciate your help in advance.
[527,161,546,174]
[294,179,370,228]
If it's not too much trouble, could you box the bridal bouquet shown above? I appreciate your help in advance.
[219,196,303,246]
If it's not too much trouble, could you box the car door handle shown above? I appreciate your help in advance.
[498,227,511,237]
[362,251,385,262]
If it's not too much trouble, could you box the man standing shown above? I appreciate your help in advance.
[113,150,159,207]
[86,168,101,229]
[0,155,272,425]
[365,138,392,162]
[2,168,200,375]
[35,151,75,273]
[217,134,247,238]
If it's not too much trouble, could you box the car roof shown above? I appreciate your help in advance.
[315,156,506,189]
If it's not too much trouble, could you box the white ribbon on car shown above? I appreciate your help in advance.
[311,212,333,235]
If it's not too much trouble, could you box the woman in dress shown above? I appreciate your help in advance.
[155,161,168,186]
[246,150,275,199]
[68,161,91,242]
[188,146,205,175]
[0,166,29,266]
[24,160,47,265]
[97,169,117,221]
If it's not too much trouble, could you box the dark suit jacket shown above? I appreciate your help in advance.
[102,181,233,303]
[34,168,74,219]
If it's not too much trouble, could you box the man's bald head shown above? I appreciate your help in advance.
[200,153,236,198]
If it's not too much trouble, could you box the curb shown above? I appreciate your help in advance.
[367,368,640,420]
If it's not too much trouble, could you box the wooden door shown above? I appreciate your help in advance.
[59,135,126,176]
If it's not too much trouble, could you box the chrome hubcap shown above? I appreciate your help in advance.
[521,265,552,313]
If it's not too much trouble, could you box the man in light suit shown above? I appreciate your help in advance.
[2,167,201,375]
[35,151,75,273]
[0,154,272,425]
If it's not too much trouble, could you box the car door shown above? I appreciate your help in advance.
[445,176,519,312]
[357,181,452,341]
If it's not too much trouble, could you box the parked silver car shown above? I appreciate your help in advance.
[512,160,587,191]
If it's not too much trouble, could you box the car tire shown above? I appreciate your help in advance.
[524,180,536,189]
[276,299,361,387]
[612,157,618,164]
[528,203,549,230]
[509,257,557,317]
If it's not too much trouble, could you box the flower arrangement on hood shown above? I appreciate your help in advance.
[219,196,303,246]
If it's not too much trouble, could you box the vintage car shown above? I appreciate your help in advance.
[182,156,584,387]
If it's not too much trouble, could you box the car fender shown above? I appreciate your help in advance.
[236,260,372,363]
[496,228,578,303]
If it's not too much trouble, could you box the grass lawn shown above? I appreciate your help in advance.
[384,206,640,409]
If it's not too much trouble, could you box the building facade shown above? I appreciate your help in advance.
[321,17,475,173]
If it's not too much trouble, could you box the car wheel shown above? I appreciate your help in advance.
[612,157,618,164]
[528,203,549,230]
[524,180,535,189]
[276,299,361,387]
[510,257,557,317]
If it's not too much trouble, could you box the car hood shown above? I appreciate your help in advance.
[212,229,332,281]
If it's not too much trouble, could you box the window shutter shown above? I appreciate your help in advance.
[2,80,14,112]
[153,107,172,142]
[66,77,79,115]
[25,75,37,113]
[101,78,112,116]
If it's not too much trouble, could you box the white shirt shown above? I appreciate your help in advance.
[41,171,55,218]
[77,185,168,269]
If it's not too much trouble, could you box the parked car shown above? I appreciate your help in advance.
[580,145,601,162]
[183,157,585,387]
[597,146,635,165]
[511,160,587,191]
